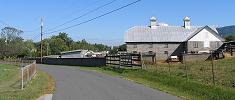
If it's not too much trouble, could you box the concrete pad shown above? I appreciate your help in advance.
[39,94,53,100]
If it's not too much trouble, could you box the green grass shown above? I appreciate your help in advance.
[80,65,235,100]
[147,57,235,88]
[0,64,20,90]
[0,64,55,100]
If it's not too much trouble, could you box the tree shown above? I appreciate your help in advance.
[21,40,37,57]
[0,27,24,57]
[52,32,73,50]
[224,35,235,42]
[49,38,69,55]
[72,39,92,50]
[118,44,127,51]
[109,44,127,54]
[1,27,23,41]
[35,38,52,57]
[109,46,119,54]
[34,33,112,56]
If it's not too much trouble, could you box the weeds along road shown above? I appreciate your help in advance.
[38,64,180,100]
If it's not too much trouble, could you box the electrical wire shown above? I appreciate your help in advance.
[44,0,141,35]
[45,0,118,32]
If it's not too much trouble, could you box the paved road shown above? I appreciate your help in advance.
[38,64,180,100]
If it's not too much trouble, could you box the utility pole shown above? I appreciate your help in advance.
[46,43,49,56]
[40,18,43,63]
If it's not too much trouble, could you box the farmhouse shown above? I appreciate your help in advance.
[124,17,225,60]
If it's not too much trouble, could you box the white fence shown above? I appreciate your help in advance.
[21,60,37,90]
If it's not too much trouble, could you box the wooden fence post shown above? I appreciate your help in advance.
[140,53,143,69]
[211,51,215,85]
[183,53,188,80]
[119,55,121,68]
[21,67,24,90]
[166,53,171,75]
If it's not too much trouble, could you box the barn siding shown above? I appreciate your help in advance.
[187,41,204,52]
[187,41,223,53]
[127,42,185,60]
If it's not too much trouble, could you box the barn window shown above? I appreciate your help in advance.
[164,51,168,54]
[164,44,168,48]
[193,42,199,48]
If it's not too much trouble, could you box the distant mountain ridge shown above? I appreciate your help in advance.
[217,25,235,37]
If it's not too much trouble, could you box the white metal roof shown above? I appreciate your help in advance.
[61,49,88,54]
[124,26,220,42]
[125,26,203,42]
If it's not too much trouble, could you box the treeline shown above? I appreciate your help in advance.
[36,32,111,56]
[224,35,235,42]
[0,27,36,58]
[0,27,126,58]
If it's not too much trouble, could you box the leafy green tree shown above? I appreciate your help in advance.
[52,32,73,50]
[1,27,23,41]
[0,27,24,58]
[93,43,110,52]
[49,38,69,55]
[118,44,127,51]
[109,44,127,54]
[21,40,37,57]
[35,38,53,57]
[224,35,235,42]
[34,33,112,56]
[109,46,119,54]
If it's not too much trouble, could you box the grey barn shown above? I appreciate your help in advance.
[124,17,225,60]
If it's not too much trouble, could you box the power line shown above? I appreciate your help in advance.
[31,33,41,40]
[23,28,40,33]
[44,0,141,35]
[45,0,100,26]
[45,0,118,32]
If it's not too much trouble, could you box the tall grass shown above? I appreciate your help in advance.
[127,69,235,100]
[146,57,235,88]
[81,65,235,100]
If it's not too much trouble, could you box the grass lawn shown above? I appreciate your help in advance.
[0,64,20,90]
[80,58,235,100]
[0,64,55,100]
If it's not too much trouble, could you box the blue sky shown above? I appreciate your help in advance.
[0,0,234,46]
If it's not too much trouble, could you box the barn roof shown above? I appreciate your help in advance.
[124,26,220,42]
[61,49,88,54]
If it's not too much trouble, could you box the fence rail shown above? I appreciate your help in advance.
[105,53,156,68]
[20,60,37,90]
[0,59,22,65]
[105,53,142,68]
[0,59,37,91]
